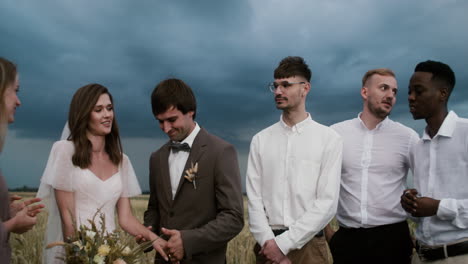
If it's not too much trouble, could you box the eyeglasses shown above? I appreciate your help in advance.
[268,81,306,93]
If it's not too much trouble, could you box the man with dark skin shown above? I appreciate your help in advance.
[402,60,468,263]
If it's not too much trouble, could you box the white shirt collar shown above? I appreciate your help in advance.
[173,122,200,147]
[357,112,389,131]
[279,113,312,133]
[422,111,457,140]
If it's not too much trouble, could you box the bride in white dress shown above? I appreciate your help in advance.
[37,84,168,263]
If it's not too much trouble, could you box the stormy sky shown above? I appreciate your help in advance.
[1,0,467,191]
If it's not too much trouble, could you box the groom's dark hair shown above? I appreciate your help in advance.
[151,78,197,120]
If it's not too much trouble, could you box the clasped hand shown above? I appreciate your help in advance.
[400,189,440,217]
[260,239,291,264]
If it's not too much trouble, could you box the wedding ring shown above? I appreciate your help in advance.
[404,190,411,195]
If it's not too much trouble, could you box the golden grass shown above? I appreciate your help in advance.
[9,193,256,264]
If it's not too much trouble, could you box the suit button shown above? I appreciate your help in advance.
[169,211,174,217]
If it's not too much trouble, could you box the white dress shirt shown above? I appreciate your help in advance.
[412,111,468,246]
[247,114,342,255]
[331,115,418,228]
[168,123,200,199]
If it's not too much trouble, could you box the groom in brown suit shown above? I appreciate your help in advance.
[143,78,244,264]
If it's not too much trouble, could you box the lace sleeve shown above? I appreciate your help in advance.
[120,154,142,197]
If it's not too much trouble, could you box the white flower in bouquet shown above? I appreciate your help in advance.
[93,255,105,264]
[85,241,92,253]
[98,244,111,256]
[72,240,83,250]
[122,246,131,256]
[86,230,97,239]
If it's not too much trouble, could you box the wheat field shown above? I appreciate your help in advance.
[9,193,257,264]
[10,193,415,264]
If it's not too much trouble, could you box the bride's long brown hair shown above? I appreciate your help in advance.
[68,83,123,168]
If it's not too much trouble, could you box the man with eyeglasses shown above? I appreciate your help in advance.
[246,56,342,264]
[326,68,418,264]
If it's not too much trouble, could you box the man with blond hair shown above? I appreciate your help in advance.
[326,68,418,264]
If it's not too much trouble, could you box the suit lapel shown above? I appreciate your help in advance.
[159,143,174,205]
[173,128,208,200]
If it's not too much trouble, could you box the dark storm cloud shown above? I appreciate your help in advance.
[2,0,263,141]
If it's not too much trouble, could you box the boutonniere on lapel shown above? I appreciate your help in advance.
[184,162,198,189]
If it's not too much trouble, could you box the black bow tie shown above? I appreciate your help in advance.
[169,142,191,153]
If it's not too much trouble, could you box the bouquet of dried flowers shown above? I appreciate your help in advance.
[47,210,154,264]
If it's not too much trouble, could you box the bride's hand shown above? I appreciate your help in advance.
[152,236,169,261]
[134,225,169,261]
[135,226,152,244]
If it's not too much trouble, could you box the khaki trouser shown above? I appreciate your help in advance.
[255,236,332,264]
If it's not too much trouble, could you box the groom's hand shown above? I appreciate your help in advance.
[161,227,184,262]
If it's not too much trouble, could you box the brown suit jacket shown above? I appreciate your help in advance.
[144,128,244,264]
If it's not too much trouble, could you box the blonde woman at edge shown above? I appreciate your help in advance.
[0,57,44,263]
[37,84,168,263]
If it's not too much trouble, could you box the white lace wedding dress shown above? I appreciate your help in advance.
[37,140,141,264]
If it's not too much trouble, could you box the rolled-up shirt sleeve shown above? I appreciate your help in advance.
[437,198,468,228]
